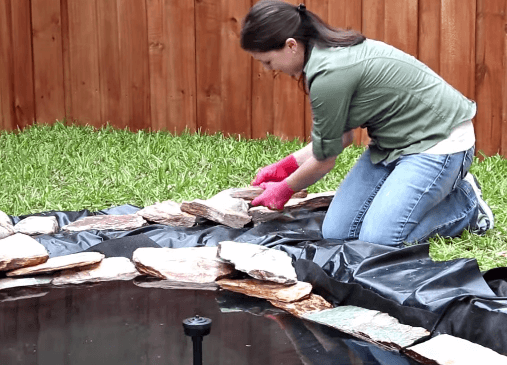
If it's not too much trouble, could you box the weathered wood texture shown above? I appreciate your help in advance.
[1,0,506,158]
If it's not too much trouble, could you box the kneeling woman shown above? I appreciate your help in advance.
[242,1,494,246]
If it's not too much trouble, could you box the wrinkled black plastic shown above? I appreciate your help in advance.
[10,206,507,355]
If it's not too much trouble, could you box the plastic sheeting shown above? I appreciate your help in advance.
[8,206,507,355]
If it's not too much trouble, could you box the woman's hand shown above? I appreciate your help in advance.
[251,180,295,210]
[251,155,299,186]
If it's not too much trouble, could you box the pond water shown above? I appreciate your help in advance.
[0,280,420,365]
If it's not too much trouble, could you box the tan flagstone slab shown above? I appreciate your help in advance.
[52,257,140,285]
[217,241,297,285]
[6,252,105,277]
[248,192,335,223]
[229,187,308,201]
[14,216,59,235]
[269,293,333,317]
[180,190,251,228]
[132,247,235,283]
[136,200,196,227]
[303,306,430,352]
[405,334,507,365]
[217,278,312,303]
[0,233,49,271]
[0,210,14,239]
[61,214,147,232]
[0,276,53,291]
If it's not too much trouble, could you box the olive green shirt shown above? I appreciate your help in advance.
[304,39,477,163]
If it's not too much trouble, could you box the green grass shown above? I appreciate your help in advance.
[1,122,506,270]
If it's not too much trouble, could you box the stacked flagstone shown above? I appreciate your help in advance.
[0,211,15,239]
[14,216,59,235]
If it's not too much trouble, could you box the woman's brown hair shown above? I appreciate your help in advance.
[240,1,365,91]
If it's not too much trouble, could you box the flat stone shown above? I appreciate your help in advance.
[217,278,312,303]
[217,241,297,285]
[405,334,507,365]
[134,277,218,291]
[6,252,105,277]
[61,214,147,232]
[0,210,14,239]
[269,293,334,317]
[14,216,59,235]
[249,192,335,223]
[303,306,430,351]
[181,191,251,228]
[137,200,196,227]
[132,247,235,283]
[0,276,53,291]
[0,233,49,271]
[229,187,308,201]
[52,257,140,285]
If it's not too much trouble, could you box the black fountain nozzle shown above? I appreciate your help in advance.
[183,315,212,365]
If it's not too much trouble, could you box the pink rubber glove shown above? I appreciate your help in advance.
[251,155,299,186]
[251,180,295,210]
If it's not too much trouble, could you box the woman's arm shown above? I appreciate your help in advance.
[293,130,354,166]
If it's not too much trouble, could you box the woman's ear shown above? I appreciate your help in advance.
[285,38,298,53]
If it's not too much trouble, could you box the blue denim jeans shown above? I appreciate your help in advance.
[322,147,477,246]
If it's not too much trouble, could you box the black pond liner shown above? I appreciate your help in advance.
[6,205,507,358]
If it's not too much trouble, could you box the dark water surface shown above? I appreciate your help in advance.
[0,280,419,365]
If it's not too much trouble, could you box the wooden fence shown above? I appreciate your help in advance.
[0,0,506,157]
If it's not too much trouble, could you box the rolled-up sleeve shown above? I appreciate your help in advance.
[309,68,359,160]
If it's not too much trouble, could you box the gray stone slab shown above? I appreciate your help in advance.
[0,233,49,271]
[0,210,14,239]
[52,257,140,285]
[180,191,251,228]
[136,200,196,227]
[132,247,235,283]
[217,241,297,285]
[217,278,312,303]
[7,252,105,277]
[303,306,430,351]
[405,334,507,365]
[62,214,147,232]
[14,216,59,235]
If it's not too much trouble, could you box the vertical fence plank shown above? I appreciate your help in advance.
[503,2,507,157]
[97,0,122,128]
[11,0,35,128]
[147,0,167,131]
[419,0,441,73]
[66,0,101,127]
[385,0,418,56]
[440,0,476,100]
[0,0,15,130]
[60,0,71,120]
[165,0,197,133]
[195,0,223,134]
[251,56,276,139]
[475,0,506,156]
[196,0,251,137]
[31,0,66,124]
[250,0,275,139]
[362,0,385,41]
[220,0,252,137]
[117,0,151,131]
[167,0,197,133]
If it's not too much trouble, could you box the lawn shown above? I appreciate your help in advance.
[1,122,506,271]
